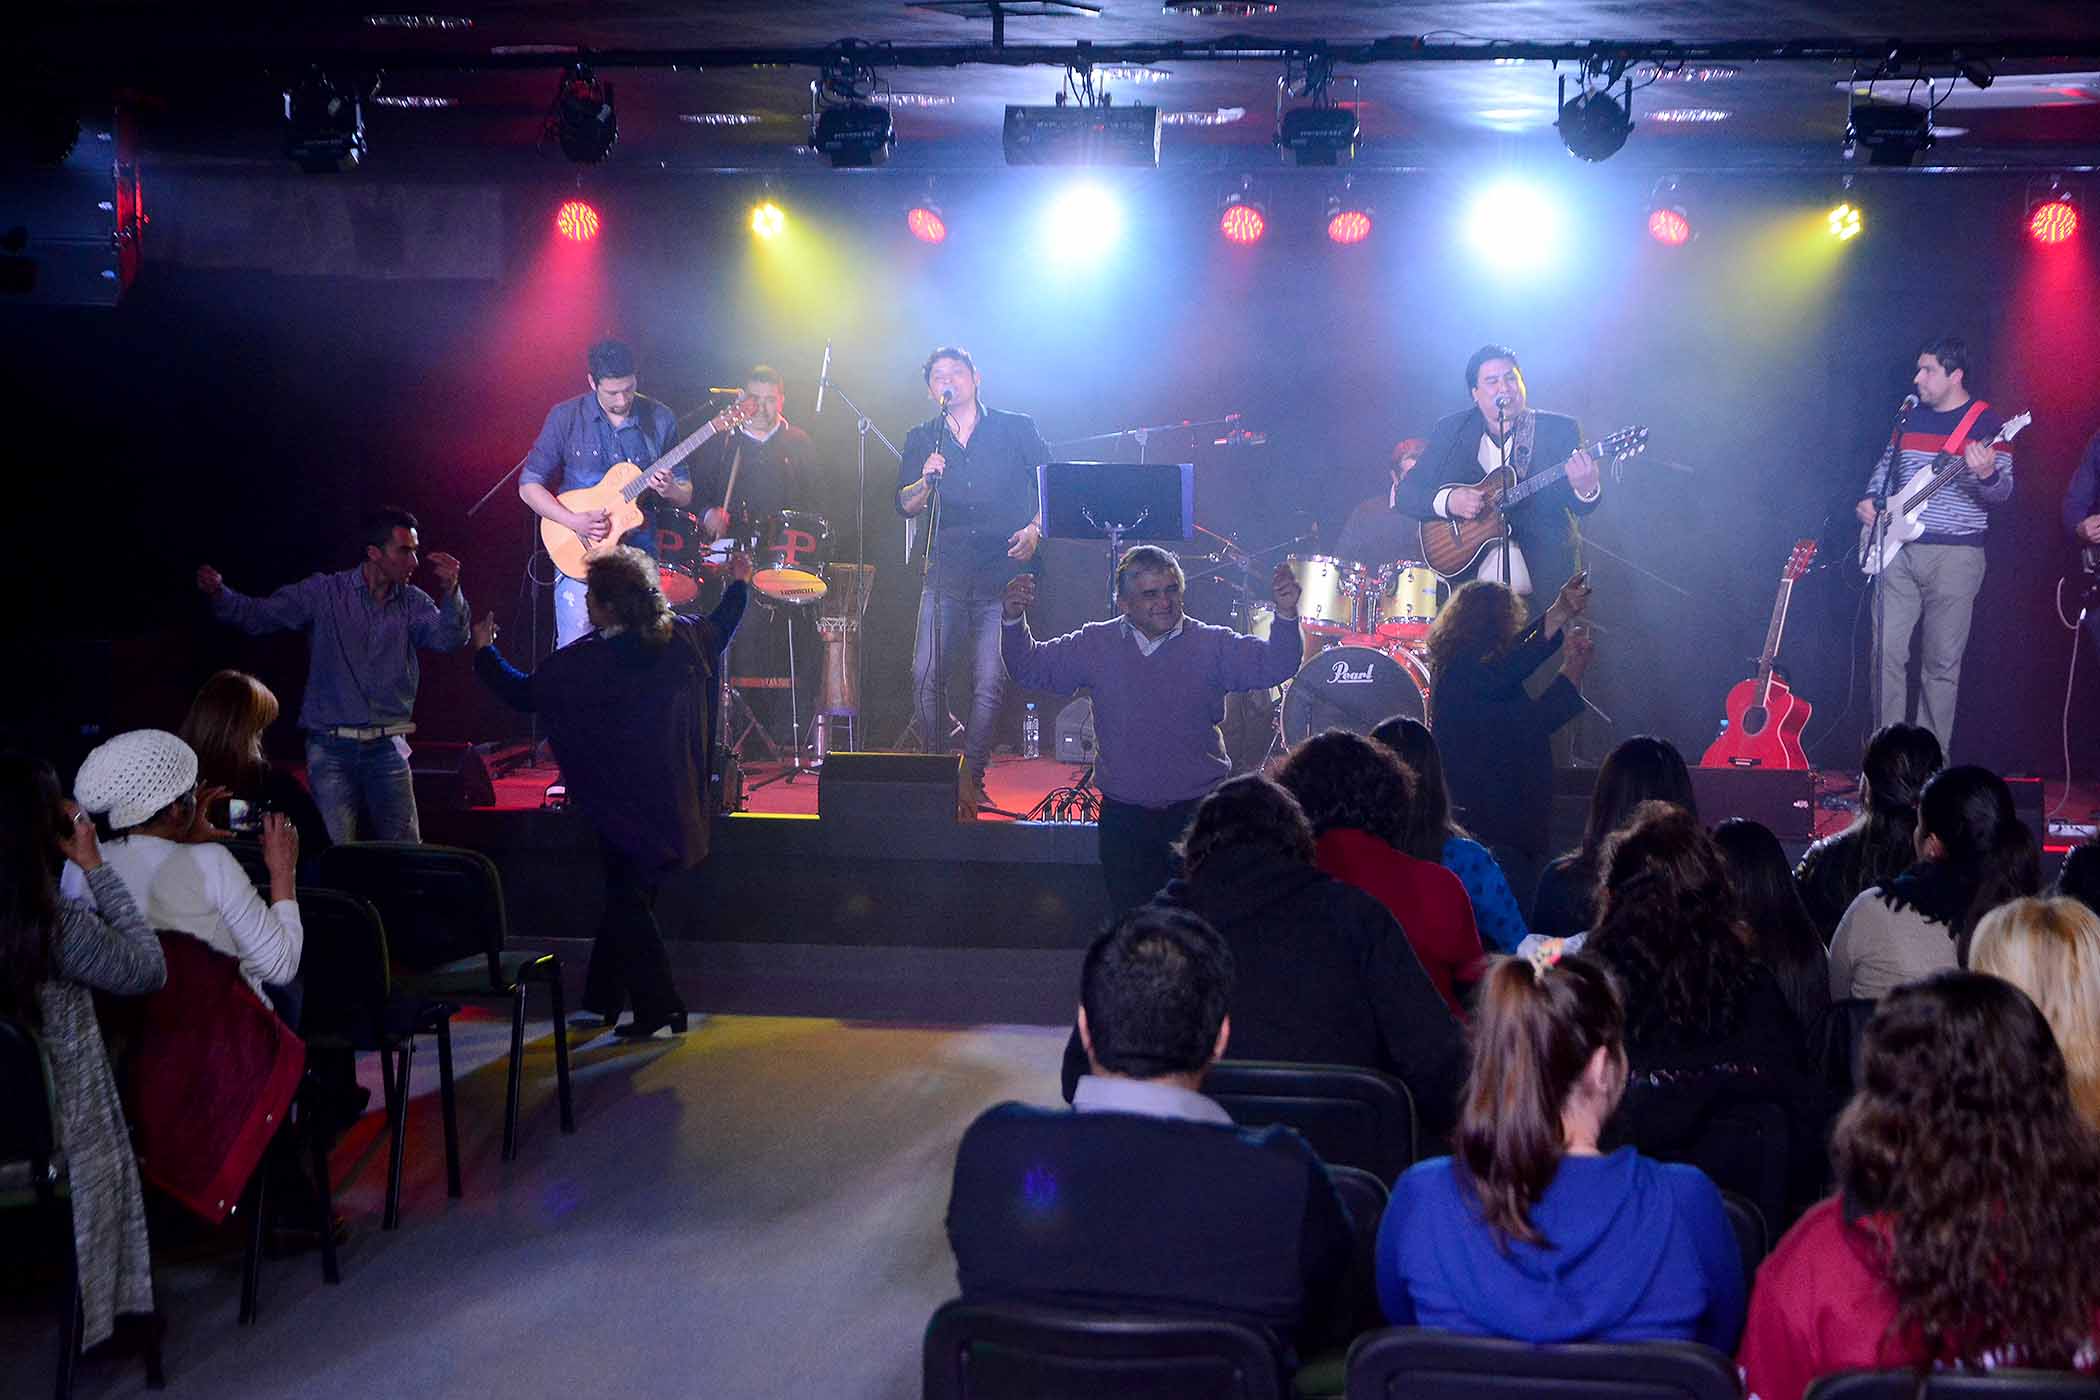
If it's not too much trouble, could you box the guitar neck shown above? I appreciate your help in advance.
[618,420,722,503]
[1498,448,1582,508]
[1754,577,1796,696]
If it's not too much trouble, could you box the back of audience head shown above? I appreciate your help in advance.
[179,670,280,790]
[1274,729,1414,850]
[1835,970,2100,1368]
[1078,906,1233,1086]
[1713,817,1824,978]
[2058,839,2100,919]
[1590,802,1754,1048]
[1458,952,1626,1246]
[72,729,202,842]
[1972,896,2100,1128]
[0,752,65,1024]
[1840,722,1946,893]
[1372,715,1463,863]
[1915,765,2041,950]
[1579,736,1697,865]
[1176,774,1315,878]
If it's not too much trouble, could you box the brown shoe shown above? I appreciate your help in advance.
[959,771,988,820]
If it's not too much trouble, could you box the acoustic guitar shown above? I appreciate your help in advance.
[540,398,760,583]
[1700,538,1818,771]
[1857,410,2030,575]
[1417,426,1650,580]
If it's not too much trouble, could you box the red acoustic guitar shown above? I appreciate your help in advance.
[1701,538,1818,771]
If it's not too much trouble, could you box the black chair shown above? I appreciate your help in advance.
[0,1017,165,1397]
[1718,1189,1770,1284]
[1344,1327,1741,1400]
[1675,1099,1790,1239]
[315,842,574,1162]
[1325,1165,1391,1339]
[294,887,462,1234]
[1202,1062,1418,1182]
[1809,1372,2100,1400]
[1814,998,1879,1103]
[924,1298,1285,1400]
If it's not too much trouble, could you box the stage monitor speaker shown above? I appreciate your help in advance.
[410,741,495,811]
[2006,776,2044,851]
[1055,698,1097,764]
[1688,766,1816,844]
[819,752,962,828]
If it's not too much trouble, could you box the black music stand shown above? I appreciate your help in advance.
[1038,462,1195,613]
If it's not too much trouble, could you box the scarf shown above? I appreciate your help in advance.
[1878,858,1975,941]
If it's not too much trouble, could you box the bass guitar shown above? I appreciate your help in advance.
[1700,538,1818,771]
[541,398,761,583]
[1857,410,2031,575]
[1417,426,1650,580]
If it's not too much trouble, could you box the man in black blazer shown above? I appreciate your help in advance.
[1394,344,1603,598]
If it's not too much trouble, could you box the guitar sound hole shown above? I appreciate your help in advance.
[1742,707,1768,733]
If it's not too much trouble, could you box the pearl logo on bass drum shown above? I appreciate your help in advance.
[1327,658,1377,685]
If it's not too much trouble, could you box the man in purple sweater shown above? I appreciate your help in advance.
[1002,546,1303,911]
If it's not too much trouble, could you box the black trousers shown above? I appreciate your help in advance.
[582,842,684,1023]
[1098,796,1202,917]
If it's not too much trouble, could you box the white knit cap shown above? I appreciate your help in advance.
[74,729,200,831]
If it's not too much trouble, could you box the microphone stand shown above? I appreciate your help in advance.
[1052,414,1246,463]
[1865,402,1908,751]
[466,455,546,764]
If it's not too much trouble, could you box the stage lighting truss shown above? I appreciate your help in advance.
[1647,177,1692,246]
[1275,53,1359,166]
[1218,174,1266,245]
[284,67,375,173]
[2027,177,2079,246]
[1556,60,1635,163]
[810,44,896,168]
[545,63,617,164]
[1325,177,1372,245]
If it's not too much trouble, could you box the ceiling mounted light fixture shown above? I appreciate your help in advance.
[546,63,617,164]
[1845,94,1933,166]
[1556,62,1634,163]
[810,45,895,167]
[1276,53,1358,165]
[284,67,374,173]
[1325,178,1372,244]
[1646,177,1692,246]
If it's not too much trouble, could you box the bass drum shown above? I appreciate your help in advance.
[1280,644,1431,746]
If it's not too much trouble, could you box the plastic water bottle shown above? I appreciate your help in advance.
[1022,703,1042,760]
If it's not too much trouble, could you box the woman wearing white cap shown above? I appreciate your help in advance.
[72,729,302,1004]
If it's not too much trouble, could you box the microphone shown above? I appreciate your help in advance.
[813,341,832,416]
[940,387,954,409]
[1899,393,1919,413]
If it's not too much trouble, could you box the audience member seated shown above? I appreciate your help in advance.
[71,729,302,1008]
[1713,818,1831,1042]
[1793,723,1943,945]
[948,906,1355,1355]
[179,669,331,853]
[1058,775,1468,1141]
[1829,765,2038,1002]
[1276,730,1486,1017]
[1375,952,1744,1351]
[1531,736,1698,940]
[1373,715,1529,953]
[1737,972,2100,1400]
[1,753,167,1352]
[1585,803,1828,1211]
[2059,838,2100,918]
[1972,896,2100,1129]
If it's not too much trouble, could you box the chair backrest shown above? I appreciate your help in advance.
[314,841,506,977]
[1718,1189,1770,1284]
[1202,1061,1418,1181]
[0,1016,59,1174]
[1809,1371,2100,1400]
[1345,1327,1741,1400]
[924,1298,1284,1400]
[292,888,394,1040]
[1814,998,1879,1102]
[1675,1099,1790,1237]
[1327,1164,1392,1339]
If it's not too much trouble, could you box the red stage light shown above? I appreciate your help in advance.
[1326,208,1373,245]
[907,205,947,244]
[1219,201,1266,245]
[1647,206,1692,246]
[556,199,600,242]
[2030,198,2079,245]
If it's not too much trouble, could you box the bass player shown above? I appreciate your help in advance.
[1392,344,1602,600]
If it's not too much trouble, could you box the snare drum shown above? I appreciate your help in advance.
[753,510,832,604]
[1283,555,1366,635]
[1372,561,1441,642]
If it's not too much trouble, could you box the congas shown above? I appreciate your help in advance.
[1282,555,1365,635]
[753,510,831,603]
[1280,644,1431,746]
[1371,561,1441,643]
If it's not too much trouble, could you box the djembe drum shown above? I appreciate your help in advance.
[813,563,874,759]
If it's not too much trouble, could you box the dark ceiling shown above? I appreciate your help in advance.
[28,1,2100,174]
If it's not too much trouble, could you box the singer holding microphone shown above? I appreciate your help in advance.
[1855,337,2014,758]
[1392,345,1601,601]
[896,346,1051,816]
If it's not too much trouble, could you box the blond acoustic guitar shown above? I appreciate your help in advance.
[540,398,760,582]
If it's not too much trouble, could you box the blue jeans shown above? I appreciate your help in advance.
[305,733,421,844]
[554,575,591,649]
[911,583,1007,782]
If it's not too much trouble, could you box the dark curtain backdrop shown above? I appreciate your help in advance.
[3,165,2094,784]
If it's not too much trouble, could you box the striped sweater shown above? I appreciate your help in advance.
[1864,400,2015,544]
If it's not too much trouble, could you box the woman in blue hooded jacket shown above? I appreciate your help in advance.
[1375,951,1745,1352]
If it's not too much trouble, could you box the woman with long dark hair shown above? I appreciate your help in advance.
[1424,574,1595,908]
[1531,735,1697,939]
[1713,817,1830,1039]
[1372,714,1529,953]
[0,753,166,1351]
[1375,952,1743,1348]
[178,669,330,851]
[1738,972,2100,1400]
[1829,764,2039,1001]
[1793,723,1943,943]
